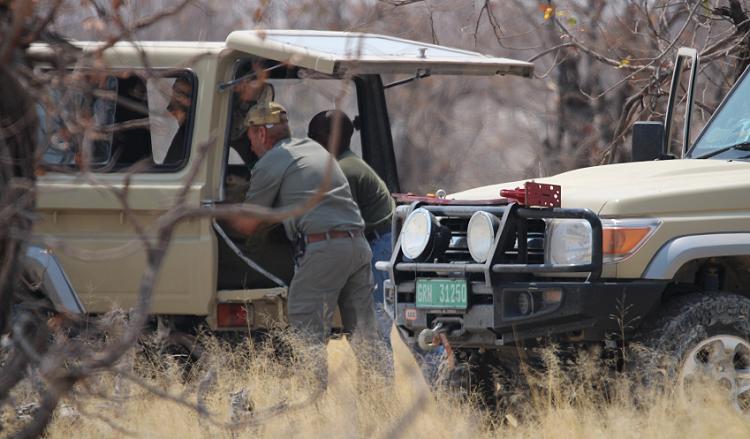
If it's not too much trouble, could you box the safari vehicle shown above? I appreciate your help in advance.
[379,47,750,409]
[26,31,534,343]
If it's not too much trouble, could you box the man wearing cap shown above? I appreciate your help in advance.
[226,101,389,389]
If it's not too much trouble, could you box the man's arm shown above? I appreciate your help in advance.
[223,216,263,236]
[222,158,282,237]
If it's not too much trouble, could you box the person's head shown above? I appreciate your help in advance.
[244,101,291,158]
[167,77,193,125]
[307,110,354,156]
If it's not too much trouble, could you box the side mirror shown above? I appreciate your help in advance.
[631,121,665,161]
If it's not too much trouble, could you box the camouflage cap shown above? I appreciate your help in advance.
[244,101,288,127]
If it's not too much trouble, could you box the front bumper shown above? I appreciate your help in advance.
[385,278,666,348]
[383,202,666,348]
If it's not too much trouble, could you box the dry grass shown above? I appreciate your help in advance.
[10,328,749,439]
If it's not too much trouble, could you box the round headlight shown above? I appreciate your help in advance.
[467,211,500,263]
[544,219,592,265]
[400,208,433,260]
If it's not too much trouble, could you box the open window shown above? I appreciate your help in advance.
[39,70,196,172]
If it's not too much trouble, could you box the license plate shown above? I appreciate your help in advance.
[415,279,468,309]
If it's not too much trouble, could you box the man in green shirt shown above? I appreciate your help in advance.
[308,110,395,353]
[226,102,389,389]
[309,110,444,384]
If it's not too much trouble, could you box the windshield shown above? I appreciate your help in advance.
[689,68,750,160]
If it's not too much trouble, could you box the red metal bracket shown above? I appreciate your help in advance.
[500,181,561,208]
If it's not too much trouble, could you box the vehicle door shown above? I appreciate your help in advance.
[33,61,218,316]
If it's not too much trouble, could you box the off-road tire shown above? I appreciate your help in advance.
[629,292,750,388]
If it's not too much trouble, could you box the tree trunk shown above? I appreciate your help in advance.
[0,63,38,334]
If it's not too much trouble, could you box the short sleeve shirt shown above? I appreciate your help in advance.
[245,137,364,241]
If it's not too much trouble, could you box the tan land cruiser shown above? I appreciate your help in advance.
[379,47,750,409]
[25,31,534,345]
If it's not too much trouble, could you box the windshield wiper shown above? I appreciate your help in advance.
[695,141,750,159]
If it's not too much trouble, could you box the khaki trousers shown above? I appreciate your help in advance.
[287,235,389,387]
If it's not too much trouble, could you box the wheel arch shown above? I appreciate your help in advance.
[23,245,86,315]
[642,233,750,283]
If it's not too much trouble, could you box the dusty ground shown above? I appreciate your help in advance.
[29,329,750,438]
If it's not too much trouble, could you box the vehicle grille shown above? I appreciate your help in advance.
[439,217,470,262]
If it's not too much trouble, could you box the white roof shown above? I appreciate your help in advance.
[225,30,534,77]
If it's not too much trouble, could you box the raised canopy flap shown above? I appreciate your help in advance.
[225,30,534,77]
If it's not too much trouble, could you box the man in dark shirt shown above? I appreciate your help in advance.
[226,102,389,389]
[308,111,395,349]
[309,110,444,383]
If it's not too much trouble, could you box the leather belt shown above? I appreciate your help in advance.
[304,229,362,244]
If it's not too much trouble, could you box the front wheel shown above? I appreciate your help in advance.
[632,292,750,411]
